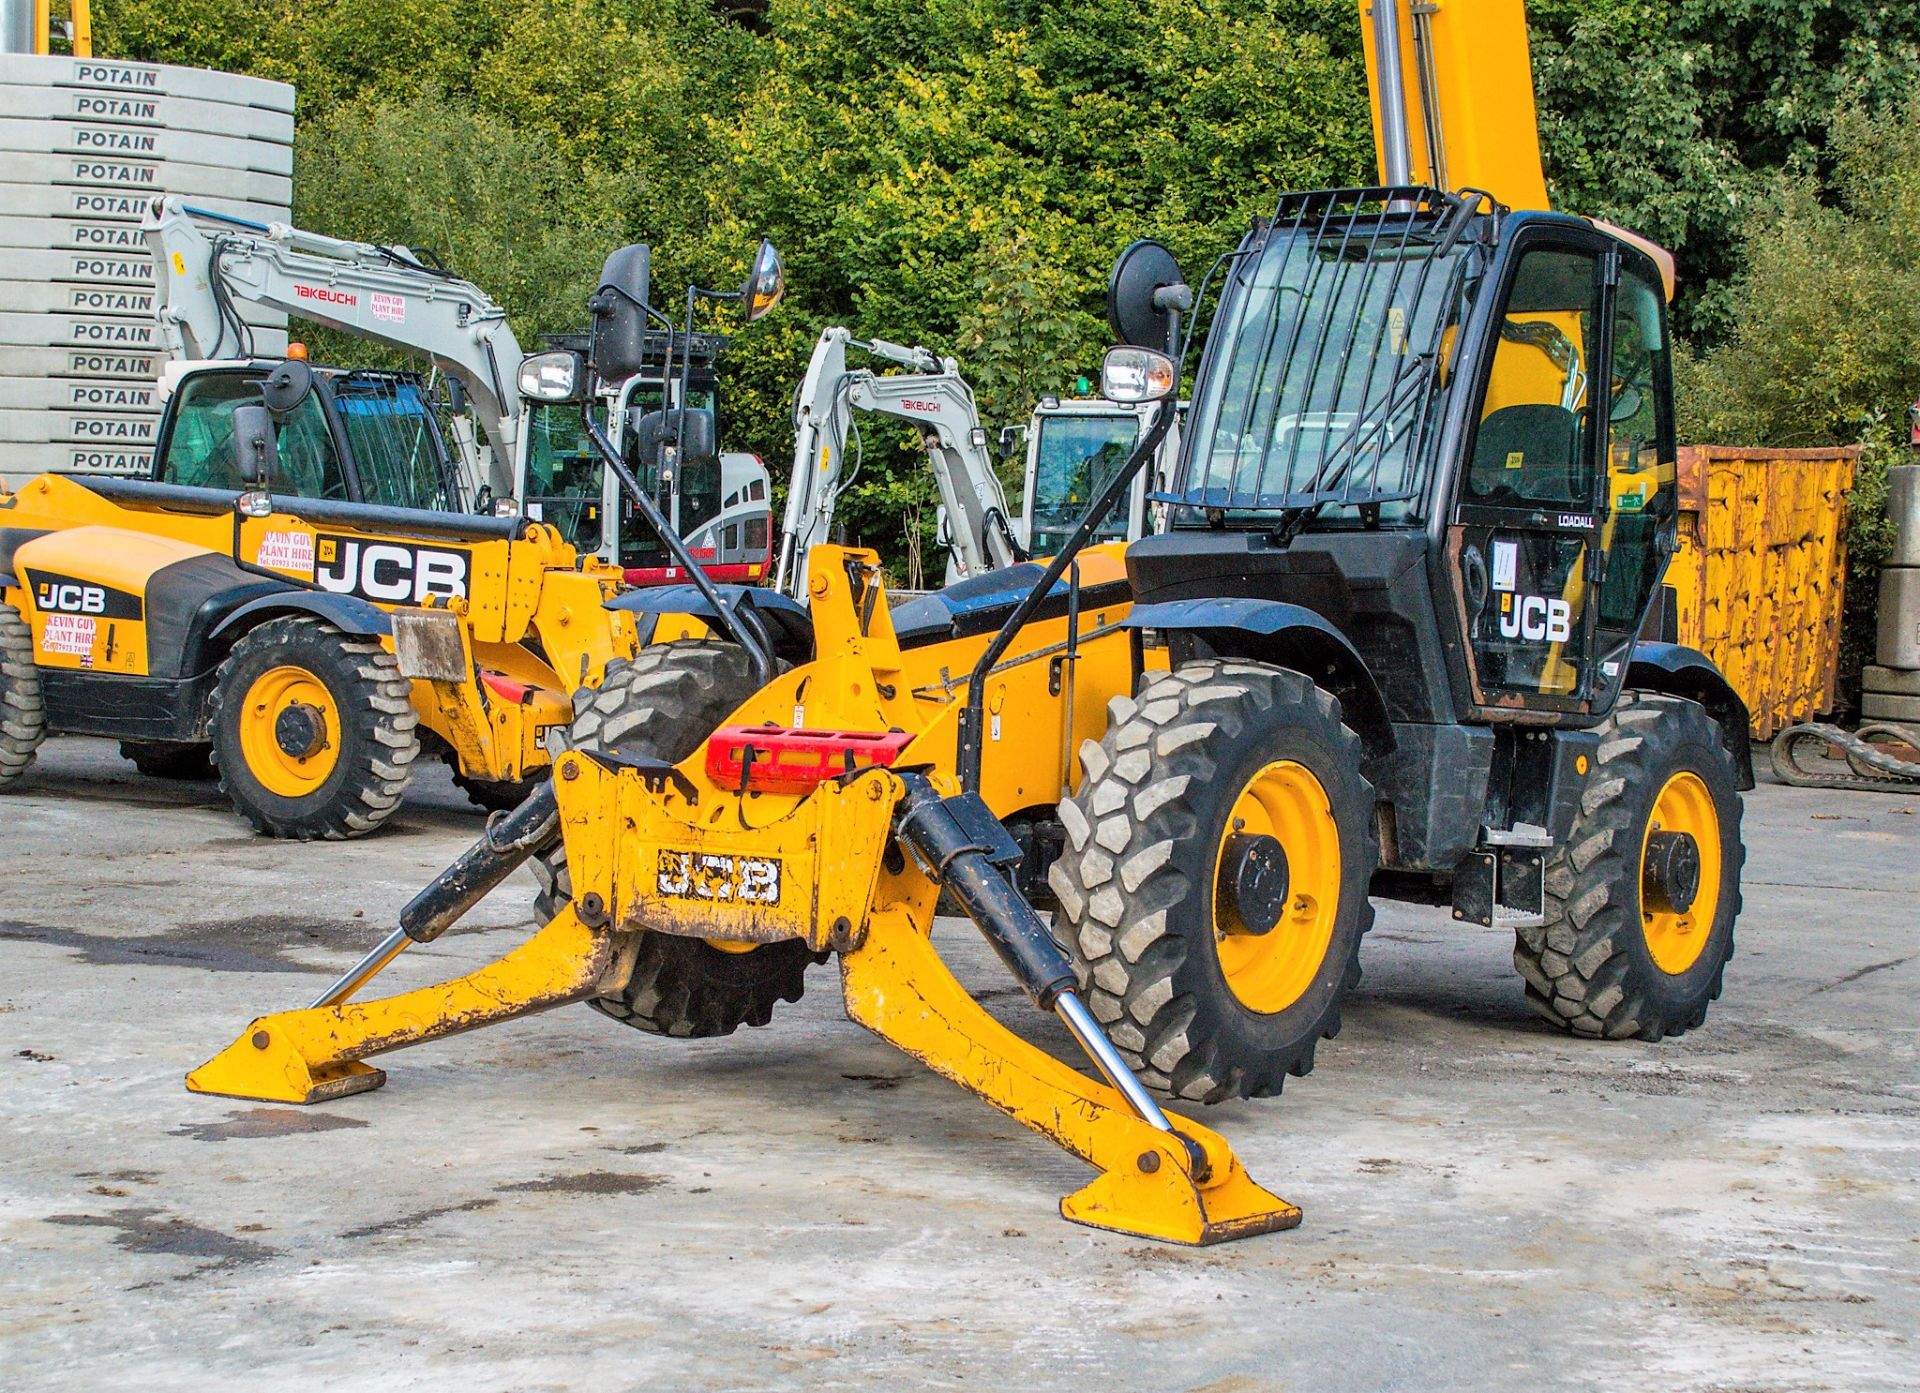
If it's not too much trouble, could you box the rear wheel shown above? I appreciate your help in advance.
[534,641,819,1038]
[119,740,216,781]
[1514,691,1744,1040]
[208,615,419,840]
[1049,660,1377,1103]
[0,601,46,790]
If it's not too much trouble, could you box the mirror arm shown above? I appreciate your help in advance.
[578,403,773,689]
[955,397,1177,794]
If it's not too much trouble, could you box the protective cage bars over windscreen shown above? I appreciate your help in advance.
[1175,186,1487,526]
[330,370,464,513]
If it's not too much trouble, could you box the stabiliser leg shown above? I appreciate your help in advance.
[852,776,1300,1245]
[186,786,614,1103]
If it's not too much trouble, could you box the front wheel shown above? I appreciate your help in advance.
[1049,660,1378,1103]
[1514,691,1744,1040]
[208,615,420,840]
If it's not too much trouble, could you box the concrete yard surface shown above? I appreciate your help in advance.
[1,736,1915,1391]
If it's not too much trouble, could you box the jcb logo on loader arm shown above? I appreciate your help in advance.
[314,535,470,605]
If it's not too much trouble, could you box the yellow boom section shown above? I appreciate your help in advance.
[1359,0,1550,212]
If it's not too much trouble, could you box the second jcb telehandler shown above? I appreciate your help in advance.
[0,235,786,836]
[188,1,1748,1240]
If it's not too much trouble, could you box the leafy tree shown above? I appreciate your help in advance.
[1675,94,1920,699]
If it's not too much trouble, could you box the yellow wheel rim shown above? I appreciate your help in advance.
[1213,760,1342,1014]
[1641,771,1722,974]
[238,664,341,798]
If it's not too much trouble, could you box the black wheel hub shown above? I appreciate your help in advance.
[1642,829,1702,914]
[1220,832,1289,936]
[274,702,326,759]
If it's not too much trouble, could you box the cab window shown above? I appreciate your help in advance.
[332,375,453,511]
[523,401,606,553]
[157,371,348,501]
[1028,414,1138,555]
[1465,248,1603,510]
[1595,267,1677,635]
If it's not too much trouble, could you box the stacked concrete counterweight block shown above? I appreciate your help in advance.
[0,53,293,490]
[1863,463,1920,723]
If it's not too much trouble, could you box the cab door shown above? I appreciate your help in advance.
[1445,229,1619,718]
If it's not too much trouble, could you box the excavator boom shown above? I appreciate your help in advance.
[143,196,526,504]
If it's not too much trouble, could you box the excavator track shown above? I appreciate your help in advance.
[1768,722,1920,793]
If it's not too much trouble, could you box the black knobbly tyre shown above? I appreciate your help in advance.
[1514,691,1744,1041]
[449,762,543,814]
[536,640,819,1038]
[1049,660,1378,1103]
[0,601,46,790]
[207,615,419,840]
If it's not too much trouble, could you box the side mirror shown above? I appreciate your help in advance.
[740,239,785,322]
[998,424,1024,461]
[260,359,314,417]
[517,349,586,403]
[1610,383,1644,423]
[1101,346,1176,404]
[589,243,654,383]
[231,403,278,516]
[629,407,717,470]
[1106,239,1191,354]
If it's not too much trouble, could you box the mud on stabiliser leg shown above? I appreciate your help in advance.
[185,783,612,1103]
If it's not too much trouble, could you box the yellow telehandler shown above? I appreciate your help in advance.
[187,0,1750,1241]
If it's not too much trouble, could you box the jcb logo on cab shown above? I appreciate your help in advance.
[1500,594,1572,643]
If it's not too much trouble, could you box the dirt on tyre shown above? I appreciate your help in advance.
[0,601,46,790]
[208,614,419,839]
[1049,659,1378,1103]
[535,640,820,1038]
[1515,690,1744,1041]
[120,740,216,781]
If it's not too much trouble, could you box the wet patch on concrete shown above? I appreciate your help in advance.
[606,1142,669,1155]
[840,1073,910,1090]
[16,1048,54,1062]
[496,1171,664,1196]
[169,1108,370,1142]
[340,1198,497,1240]
[0,915,362,974]
[46,1207,279,1273]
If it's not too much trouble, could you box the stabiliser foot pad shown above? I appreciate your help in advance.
[186,1021,386,1104]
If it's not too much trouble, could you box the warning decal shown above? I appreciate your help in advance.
[256,531,315,576]
[41,614,97,658]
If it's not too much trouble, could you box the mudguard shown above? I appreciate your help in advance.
[606,583,813,661]
[209,589,392,644]
[1123,597,1395,754]
[1624,641,1754,789]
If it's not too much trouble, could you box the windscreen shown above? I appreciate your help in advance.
[1027,413,1139,555]
[523,401,606,553]
[332,375,456,511]
[1177,193,1476,527]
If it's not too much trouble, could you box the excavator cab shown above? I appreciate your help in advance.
[152,360,465,513]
